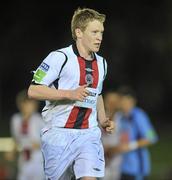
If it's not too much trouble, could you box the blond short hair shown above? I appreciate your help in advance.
[71,7,106,40]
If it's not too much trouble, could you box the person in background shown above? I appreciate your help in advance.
[101,90,122,180]
[106,86,158,180]
[10,89,45,180]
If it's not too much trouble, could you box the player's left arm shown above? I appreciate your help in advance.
[97,95,115,133]
[118,112,158,153]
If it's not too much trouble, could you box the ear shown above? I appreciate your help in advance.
[75,28,83,39]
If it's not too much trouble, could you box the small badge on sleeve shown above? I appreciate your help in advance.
[40,62,50,72]
[33,69,46,83]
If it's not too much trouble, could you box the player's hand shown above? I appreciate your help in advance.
[69,85,89,101]
[118,143,130,153]
[101,117,115,134]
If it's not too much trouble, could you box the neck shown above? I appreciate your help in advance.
[76,41,94,60]
[123,106,133,116]
[21,112,32,120]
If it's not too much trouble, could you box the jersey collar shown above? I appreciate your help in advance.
[72,43,96,61]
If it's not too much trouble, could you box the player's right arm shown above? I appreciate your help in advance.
[28,84,89,101]
[28,51,89,101]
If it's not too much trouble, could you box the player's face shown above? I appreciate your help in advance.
[20,100,37,115]
[119,96,135,114]
[81,20,104,53]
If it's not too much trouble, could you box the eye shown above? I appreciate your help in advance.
[92,31,97,34]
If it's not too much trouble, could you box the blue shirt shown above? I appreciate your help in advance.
[118,107,158,176]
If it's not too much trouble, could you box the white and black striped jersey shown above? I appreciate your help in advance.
[32,44,107,129]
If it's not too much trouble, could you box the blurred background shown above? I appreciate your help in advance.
[0,0,172,179]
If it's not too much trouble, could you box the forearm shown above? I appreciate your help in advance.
[119,139,152,153]
[28,84,71,101]
[137,139,151,148]
[97,95,106,126]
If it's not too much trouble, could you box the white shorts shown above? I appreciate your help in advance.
[40,127,105,180]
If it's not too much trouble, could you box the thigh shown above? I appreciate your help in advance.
[74,139,105,179]
[41,129,75,180]
[80,177,98,180]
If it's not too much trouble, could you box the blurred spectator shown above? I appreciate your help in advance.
[10,89,45,180]
[106,86,158,180]
[0,151,17,180]
[101,90,122,180]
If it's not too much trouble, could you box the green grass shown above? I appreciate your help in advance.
[149,133,172,179]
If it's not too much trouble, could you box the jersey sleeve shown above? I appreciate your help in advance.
[32,51,66,86]
[98,58,107,95]
[135,111,158,143]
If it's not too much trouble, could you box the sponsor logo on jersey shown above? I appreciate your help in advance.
[85,74,93,85]
[85,68,94,72]
[40,62,49,72]
[88,91,96,97]
[83,98,96,105]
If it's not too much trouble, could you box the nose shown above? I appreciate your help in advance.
[97,32,103,41]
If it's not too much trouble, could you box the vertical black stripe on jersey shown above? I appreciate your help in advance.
[85,60,93,87]
[73,107,88,129]
[53,51,68,89]
[103,58,106,79]
[73,59,93,129]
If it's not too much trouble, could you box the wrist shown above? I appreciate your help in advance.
[100,119,109,128]
[58,90,71,100]
[128,141,138,151]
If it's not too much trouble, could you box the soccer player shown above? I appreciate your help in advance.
[106,86,158,180]
[28,7,114,180]
[10,89,45,180]
[101,90,122,180]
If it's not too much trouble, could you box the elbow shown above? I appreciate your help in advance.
[27,85,36,99]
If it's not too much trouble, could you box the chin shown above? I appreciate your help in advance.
[93,47,100,53]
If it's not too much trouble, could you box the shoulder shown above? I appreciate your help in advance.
[45,45,74,65]
[95,53,106,62]
[43,45,72,64]
[11,113,21,124]
[133,107,149,121]
[95,53,107,72]
[54,45,73,57]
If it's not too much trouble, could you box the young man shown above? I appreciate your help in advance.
[28,8,114,180]
[106,86,158,180]
[10,89,45,180]
[101,90,122,180]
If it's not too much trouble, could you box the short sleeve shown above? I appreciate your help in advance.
[98,58,107,95]
[32,51,66,86]
[134,111,158,143]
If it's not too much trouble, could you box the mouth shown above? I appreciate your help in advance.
[94,43,101,47]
